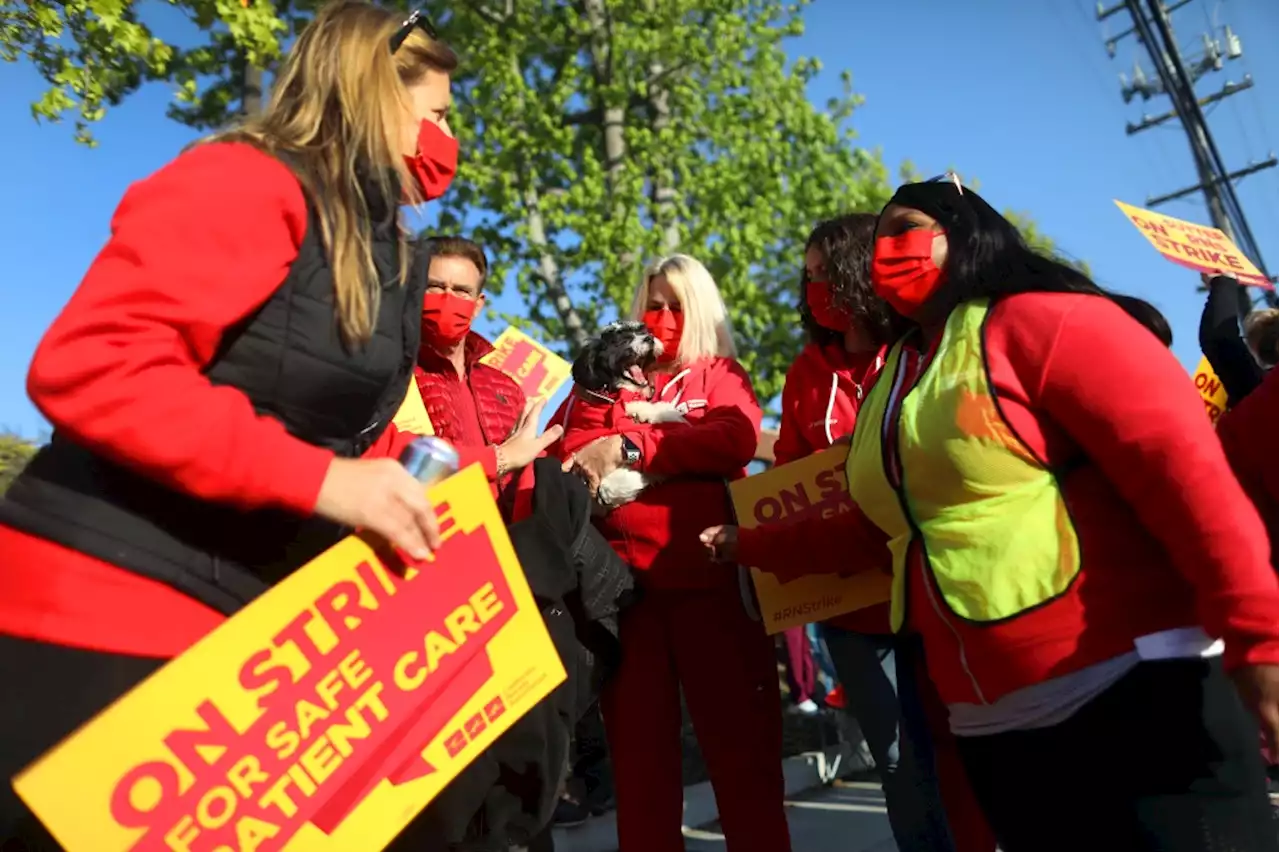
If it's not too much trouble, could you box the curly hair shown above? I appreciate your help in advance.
[800,213,906,347]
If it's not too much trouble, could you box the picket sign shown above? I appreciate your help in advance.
[12,465,565,852]
[730,446,891,634]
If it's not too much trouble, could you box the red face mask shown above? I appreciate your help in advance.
[421,291,475,348]
[804,280,851,333]
[405,121,458,202]
[871,230,946,316]
[642,308,684,363]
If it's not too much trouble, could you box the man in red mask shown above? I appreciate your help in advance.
[414,236,555,508]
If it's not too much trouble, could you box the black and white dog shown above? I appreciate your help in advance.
[568,321,686,508]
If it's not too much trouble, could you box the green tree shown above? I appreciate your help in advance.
[5,0,892,404]
[896,163,1091,274]
[2,0,293,144]
[0,433,38,497]
[6,1,1086,406]
[423,0,896,403]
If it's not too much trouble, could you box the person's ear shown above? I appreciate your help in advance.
[473,293,486,315]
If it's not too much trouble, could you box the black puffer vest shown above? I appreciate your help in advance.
[0,164,424,615]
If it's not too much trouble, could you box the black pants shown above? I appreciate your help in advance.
[955,658,1273,852]
[0,636,162,851]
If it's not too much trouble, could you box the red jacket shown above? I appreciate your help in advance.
[742,293,1279,705]
[1217,368,1278,569]
[772,342,885,466]
[772,342,890,634]
[415,332,525,499]
[552,357,762,589]
[0,144,431,658]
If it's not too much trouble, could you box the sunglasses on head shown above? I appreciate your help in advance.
[924,171,964,195]
[390,8,438,53]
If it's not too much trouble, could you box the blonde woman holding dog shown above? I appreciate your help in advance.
[558,255,790,852]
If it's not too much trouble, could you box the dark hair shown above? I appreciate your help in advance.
[423,235,489,289]
[884,181,1170,341]
[800,214,906,347]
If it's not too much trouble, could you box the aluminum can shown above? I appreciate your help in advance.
[399,436,461,486]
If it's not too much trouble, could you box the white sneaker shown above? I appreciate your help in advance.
[795,699,820,715]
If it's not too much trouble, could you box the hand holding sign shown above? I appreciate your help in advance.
[12,466,565,852]
[699,525,738,563]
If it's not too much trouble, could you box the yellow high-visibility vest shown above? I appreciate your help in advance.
[846,298,1082,632]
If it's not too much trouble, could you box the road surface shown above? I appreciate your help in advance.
[683,780,897,852]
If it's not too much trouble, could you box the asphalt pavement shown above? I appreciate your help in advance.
[682,780,898,852]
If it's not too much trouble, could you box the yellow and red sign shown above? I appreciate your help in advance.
[730,446,891,634]
[392,378,434,436]
[12,466,565,852]
[1192,355,1229,424]
[480,328,572,406]
[1114,200,1271,287]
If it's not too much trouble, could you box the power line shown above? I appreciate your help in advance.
[1096,0,1278,307]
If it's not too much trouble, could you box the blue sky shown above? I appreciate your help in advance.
[1,0,1276,437]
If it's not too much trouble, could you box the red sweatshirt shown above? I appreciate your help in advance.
[552,357,762,589]
[771,341,890,634]
[0,143,440,658]
[742,292,1278,703]
[1217,368,1278,569]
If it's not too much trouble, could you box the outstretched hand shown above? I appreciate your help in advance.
[498,398,564,472]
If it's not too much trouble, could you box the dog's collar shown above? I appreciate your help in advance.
[572,385,618,406]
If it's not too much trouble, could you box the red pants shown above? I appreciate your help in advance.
[601,584,791,852]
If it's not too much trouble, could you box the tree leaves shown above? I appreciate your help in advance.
[4,0,1085,410]
[423,0,895,404]
[1,0,288,144]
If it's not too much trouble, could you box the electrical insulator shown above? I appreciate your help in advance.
[1225,27,1243,60]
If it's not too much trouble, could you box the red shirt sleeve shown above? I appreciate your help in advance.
[771,362,813,467]
[999,293,1279,670]
[737,505,890,583]
[626,358,762,477]
[1217,368,1279,508]
[26,142,333,515]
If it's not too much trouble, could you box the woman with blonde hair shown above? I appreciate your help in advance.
[0,4,551,845]
[556,254,790,851]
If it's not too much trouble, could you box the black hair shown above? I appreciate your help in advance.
[884,181,1170,342]
[800,213,907,347]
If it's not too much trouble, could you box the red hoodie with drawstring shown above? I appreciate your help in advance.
[772,341,891,634]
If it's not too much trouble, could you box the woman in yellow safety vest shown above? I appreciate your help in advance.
[704,176,1279,852]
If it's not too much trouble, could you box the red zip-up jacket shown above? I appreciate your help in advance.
[0,143,460,659]
[414,332,524,501]
[552,356,761,589]
[772,341,890,634]
[741,292,1279,705]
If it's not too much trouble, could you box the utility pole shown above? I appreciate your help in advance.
[1098,0,1278,309]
